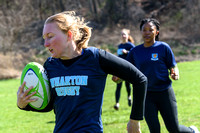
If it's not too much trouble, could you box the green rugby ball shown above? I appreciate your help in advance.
[20,62,50,110]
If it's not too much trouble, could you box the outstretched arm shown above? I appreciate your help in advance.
[99,49,147,132]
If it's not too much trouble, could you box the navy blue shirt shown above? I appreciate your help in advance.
[44,48,106,133]
[20,47,147,133]
[117,42,135,59]
[127,41,176,91]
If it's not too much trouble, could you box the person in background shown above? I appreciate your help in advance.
[126,18,199,133]
[112,29,135,110]
[17,11,147,133]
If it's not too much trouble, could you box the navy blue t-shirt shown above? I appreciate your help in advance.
[127,41,176,91]
[20,47,147,132]
[44,47,106,133]
[117,42,135,59]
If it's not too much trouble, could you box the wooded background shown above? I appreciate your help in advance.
[0,0,200,79]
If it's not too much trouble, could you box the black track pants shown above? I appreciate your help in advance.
[115,81,131,103]
[145,87,193,133]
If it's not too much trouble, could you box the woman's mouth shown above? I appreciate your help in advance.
[144,36,151,39]
[49,49,53,53]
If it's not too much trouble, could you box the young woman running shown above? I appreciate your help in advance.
[113,28,135,110]
[126,18,199,133]
[17,11,147,133]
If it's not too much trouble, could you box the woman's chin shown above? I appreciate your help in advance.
[51,54,59,58]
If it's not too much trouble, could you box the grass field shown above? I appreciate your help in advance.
[0,60,200,133]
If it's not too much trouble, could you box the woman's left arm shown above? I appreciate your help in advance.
[98,49,147,133]
[98,49,147,120]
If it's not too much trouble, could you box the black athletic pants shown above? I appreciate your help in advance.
[145,87,193,133]
[115,81,131,103]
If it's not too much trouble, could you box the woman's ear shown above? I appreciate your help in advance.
[67,30,73,40]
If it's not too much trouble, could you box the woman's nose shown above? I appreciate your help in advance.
[44,40,50,47]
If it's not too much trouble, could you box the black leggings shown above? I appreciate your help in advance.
[115,81,131,103]
[145,87,193,133]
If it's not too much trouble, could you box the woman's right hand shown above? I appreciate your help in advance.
[17,82,38,109]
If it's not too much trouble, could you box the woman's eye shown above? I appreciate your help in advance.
[48,35,53,39]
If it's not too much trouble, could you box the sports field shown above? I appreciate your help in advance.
[0,60,199,133]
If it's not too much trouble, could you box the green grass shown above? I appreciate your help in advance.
[0,60,200,133]
[0,79,55,133]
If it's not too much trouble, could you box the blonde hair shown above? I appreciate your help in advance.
[121,28,134,44]
[45,11,92,50]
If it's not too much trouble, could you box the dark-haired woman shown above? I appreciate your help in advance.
[127,18,199,133]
